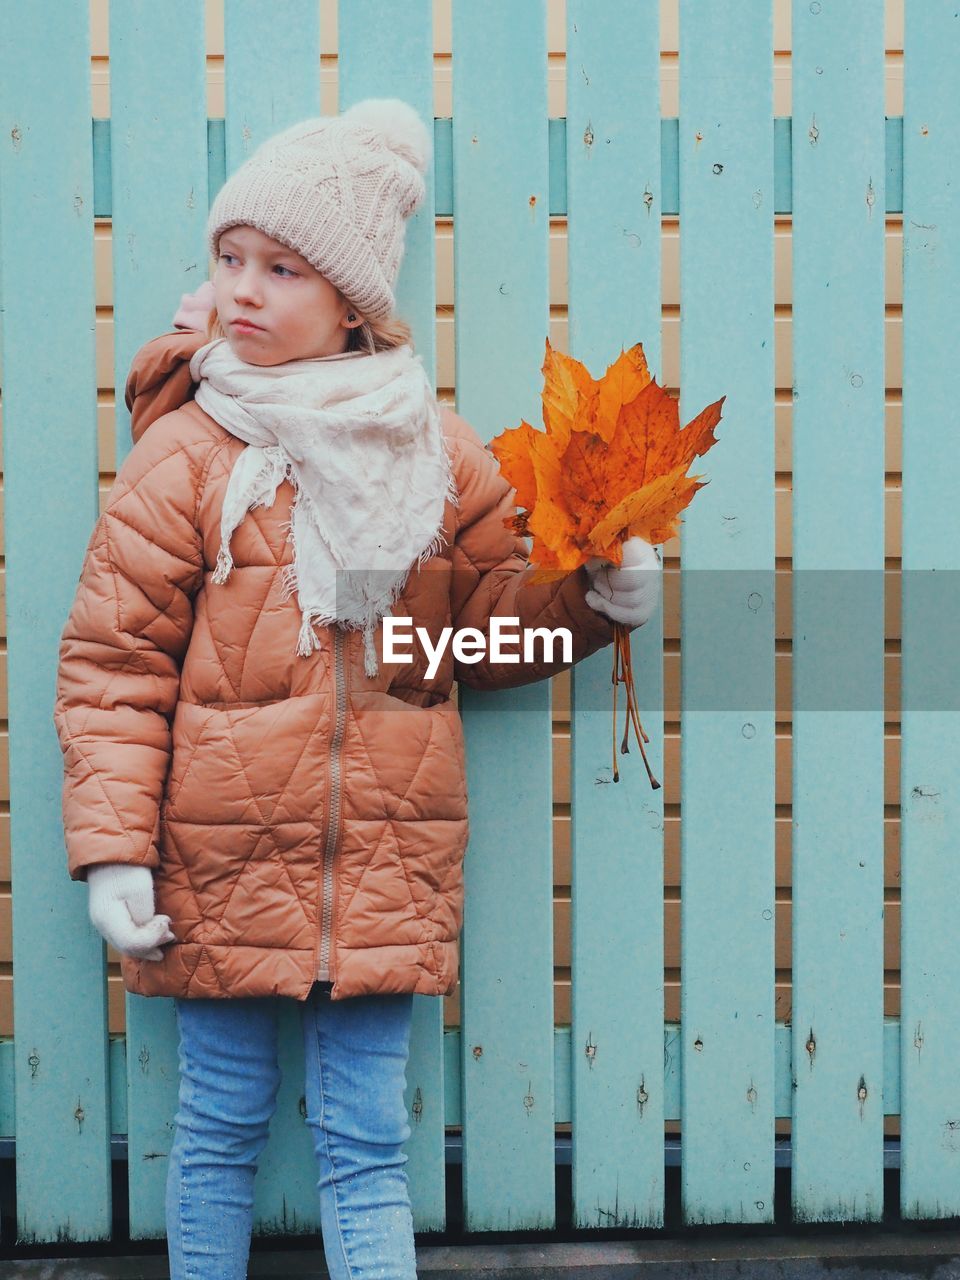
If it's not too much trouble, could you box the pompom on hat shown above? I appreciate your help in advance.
[206,98,432,322]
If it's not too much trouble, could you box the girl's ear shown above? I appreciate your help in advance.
[335,287,360,325]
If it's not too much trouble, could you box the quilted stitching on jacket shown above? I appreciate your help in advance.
[55,330,618,1001]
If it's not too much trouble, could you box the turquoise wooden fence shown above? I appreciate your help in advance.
[0,0,957,1248]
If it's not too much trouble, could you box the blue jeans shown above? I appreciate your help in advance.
[165,981,417,1279]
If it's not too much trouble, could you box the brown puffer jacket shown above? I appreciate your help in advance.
[54,330,618,1001]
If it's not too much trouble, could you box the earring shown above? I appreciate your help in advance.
[347,312,356,323]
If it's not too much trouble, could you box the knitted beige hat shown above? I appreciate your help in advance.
[206,98,431,321]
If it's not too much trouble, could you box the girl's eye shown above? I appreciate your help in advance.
[218,253,295,277]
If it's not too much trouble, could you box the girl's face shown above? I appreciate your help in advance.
[213,224,362,365]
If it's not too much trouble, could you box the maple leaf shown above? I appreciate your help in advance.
[541,339,597,448]
[492,337,724,574]
[493,418,539,514]
[490,336,726,788]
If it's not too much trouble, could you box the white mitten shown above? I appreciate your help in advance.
[87,863,176,961]
[584,535,662,627]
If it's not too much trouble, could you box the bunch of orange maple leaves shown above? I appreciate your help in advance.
[490,337,725,788]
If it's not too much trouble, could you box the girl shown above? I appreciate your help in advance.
[54,99,661,1280]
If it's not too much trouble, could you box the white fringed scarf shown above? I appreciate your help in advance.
[189,337,458,677]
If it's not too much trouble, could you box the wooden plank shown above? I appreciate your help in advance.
[248,1000,321,1237]
[0,888,909,998]
[0,1,111,1244]
[202,0,329,1239]
[86,296,914,455]
[555,731,908,809]
[0,719,918,831]
[91,49,814,127]
[790,0,886,1224]
[565,0,666,1231]
[338,0,446,1235]
[452,0,556,1232]
[77,447,910,580]
[558,898,903,974]
[554,808,904,892]
[223,0,320,171]
[561,648,908,731]
[0,1016,910,1148]
[109,4,209,472]
[83,0,905,65]
[0,892,909,989]
[0,973,912,1047]
[88,113,918,221]
[107,0,208,1239]
[898,0,960,1221]
[0,811,11,886]
[676,0,777,1225]
[756,566,906,649]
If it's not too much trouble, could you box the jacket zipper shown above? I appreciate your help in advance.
[317,627,346,983]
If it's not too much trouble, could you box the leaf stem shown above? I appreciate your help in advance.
[611,635,620,782]
[612,622,661,790]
